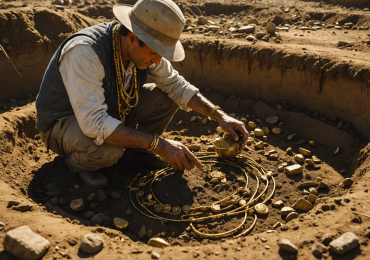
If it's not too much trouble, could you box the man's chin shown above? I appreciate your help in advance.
[135,63,152,70]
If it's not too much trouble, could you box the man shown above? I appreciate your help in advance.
[36,0,248,188]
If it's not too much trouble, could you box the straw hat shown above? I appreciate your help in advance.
[113,0,186,62]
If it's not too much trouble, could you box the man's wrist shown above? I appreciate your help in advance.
[213,109,225,123]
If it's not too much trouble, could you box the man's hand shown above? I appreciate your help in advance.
[154,139,203,171]
[215,113,249,153]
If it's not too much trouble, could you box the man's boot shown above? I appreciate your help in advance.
[66,155,109,188]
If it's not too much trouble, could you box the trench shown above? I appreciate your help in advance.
[1,33,370,247]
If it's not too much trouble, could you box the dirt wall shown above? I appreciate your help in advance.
[173,39,370,140]
[323,0,369,6]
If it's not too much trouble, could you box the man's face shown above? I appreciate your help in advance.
[127,33,162,70]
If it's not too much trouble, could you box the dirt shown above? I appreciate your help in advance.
[1,0,370,259]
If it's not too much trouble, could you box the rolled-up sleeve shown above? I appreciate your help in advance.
[147,58,199,111]
[59,44,121,145]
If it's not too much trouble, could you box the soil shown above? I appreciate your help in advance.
[1,0,370,260]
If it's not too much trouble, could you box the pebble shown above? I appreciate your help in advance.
[261,127,269,135]
[197,16,208,25]
[46,191,59,197]
[292,198,314,211]
[266,116,279,124]
[201,118,208,124]
[280,207,295,216]
[305,159,315,167]
[151,251,161,259]
[254,141,264,149]
[299,147,311,156]
[85,211,94,219]
[256,31,266,39]
[329,232,359,255]
[87,193,95,201]
[190,116,197,122]
[111,192,121,199]
[96,189,107,201]
[286,212,299,222]
[277,166,284,172]
[248,121,257,129]
[90,213,111,226]
[70,198,84,211]
[307,194,317,203]
[312,242,328,257]
[365,229,370,238]
[58,198,67,205]
[322,233,334,245]
[179,234,191,241]
[318,181,329,189]
[49,197,58,205]
[80,234,104,254]
[113,218,129,229]
[287,134,296,141]
[148,238,170,248]
[309,187,319,195]
[337,121,343,128]
[286,147,292,152]
[74,184,79,189]
[2,37,9,44]
[126,208,133,216]
[138,225,147,238]
[254,128,264,137]
[147,229,153,238]
[4,226,50,260]
[277,238,298,253]
[272,127,281,134]
[343,178,353,186]
[190,144,201,150]
[266,22,277,33]
[46,183,62,194]
[13,205,33,212]
[246,35,256,41]
[284,164,303,175]
[273,200,284,207]
[294,154,305,163]
[260,237,267,242]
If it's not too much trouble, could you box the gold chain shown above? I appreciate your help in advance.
[112,24,139,121]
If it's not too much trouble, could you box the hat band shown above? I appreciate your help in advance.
[130,11,179,46]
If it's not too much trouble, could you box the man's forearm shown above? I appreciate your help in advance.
[104,124,152,149]
[187,92,225,121]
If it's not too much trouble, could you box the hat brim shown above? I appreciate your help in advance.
[113,4,185,62]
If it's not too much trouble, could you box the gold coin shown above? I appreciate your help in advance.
[163,204,171,212]
[255,203,269,215]
[154,204,163,212]
[137,191,144,197]
[182,205,191,213]
[113,218,129,229]
[150,200,156,206]
[146,194,153,201]
[172,206,181,215]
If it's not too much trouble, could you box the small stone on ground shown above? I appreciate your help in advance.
[80,234,104,254]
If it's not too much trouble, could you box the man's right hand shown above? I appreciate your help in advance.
[154,139,203,171]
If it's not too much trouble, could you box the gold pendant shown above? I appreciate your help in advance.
[172,206,181,215]
[163,204,171,212]
[146,194,153,201]
[154,204,163,212]
[182,205,191,213]
[137,191,144,197]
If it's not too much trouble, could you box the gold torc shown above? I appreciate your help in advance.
[112,24,139,121]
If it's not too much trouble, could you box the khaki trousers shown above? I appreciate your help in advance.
[40,84,178,171]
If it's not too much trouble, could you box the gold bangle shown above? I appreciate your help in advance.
[208,106,221,121]
[148,133,160,152]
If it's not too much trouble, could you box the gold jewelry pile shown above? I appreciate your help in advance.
[113,24,139,121]
[128,152,276,239]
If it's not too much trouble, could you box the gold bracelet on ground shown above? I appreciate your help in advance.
[148,133,159,152]
[208,105,221,121]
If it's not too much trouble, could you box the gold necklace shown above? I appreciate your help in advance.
[112,24,139,121]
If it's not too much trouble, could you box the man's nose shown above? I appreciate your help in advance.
[152,55,162,65]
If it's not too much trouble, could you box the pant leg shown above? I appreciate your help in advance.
[124,83,179,135]
[46,115,124,172]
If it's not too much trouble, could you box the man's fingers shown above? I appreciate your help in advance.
[227,125,239,141]
[238,126,249,152]
[179,153,192,171]
[183,147,203,170]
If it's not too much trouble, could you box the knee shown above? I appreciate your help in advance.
[87,144,124,168]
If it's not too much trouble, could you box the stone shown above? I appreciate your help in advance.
[254,128,264,137]
[308,141,316,147]
[305,159,315,167]
[307,194,317,203]
[70,198,84,211]
[309,187,318,195]
[201,118,208,124]
[287,134,296,141]
[2,37,9,44]
[90,213,111,226]
[189,144,200,150]
[111,192,121,199]
[343,178,353,186]
[277,238,298,253]
[246,35,256,41]
[299,148,311,156]
[273,200,284,207]
[254,141,264,149]
[46,183,62,194]
[58,198,67,205]
[261,127,269,135]
[49,197,58,205]
[269,153,278,159]
[147,229,153,238]
[80,234,104,254]
[13,204,33,212]
[294,154,305,163]
[330,232,359,255]
[248,18,258,24]
[322,233,334,245]
[96,189,107,202]
[148,237,170,248]
[312,242,328,257]
[197,16,208,25]
[277,166,284,172]
[256,31,266,39]
[286,147,292,153]
[126,208,133,215]
[292,198,314,211]
[113,218,129,229]
[272,128,281,134]
[46,191,59,197]
[190,116,197,122]
[312,155,321,164]
[285,164,303,175]
[179,234,191,241]
[365,229,370,238]
[138,225,147,238]
[261,35,270,42]
[4,226,50,260]
[239,25,255,33]
[87,193,95,201]
[318,181,329,189]
[85,211,94,218]
[266,116,278,124]
[152,251,161,259]
[266,22,277,33]
[281,207,295,216]
[248,121,257,129]
[286,212,299,222]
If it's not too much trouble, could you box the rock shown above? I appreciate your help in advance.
[85,211,94,218]
[277,166,284,172]
[292,198,314,211]
[307,194,317,203]
[266,22,277,33]
[248,18,258,24]
[49,197,58,205]
[322,233,334,245]
[138,225,147,238]
[294,154,305,163]
[147,229,153,238]
[46,183,62,194]
[13,205,33,212]
[280,207,295,216]
[46,191,59,197]
[261,127,269,135]
[239,25,255,33]
[248,121,257,129]
[197,16,208,25]
[87,193,95,201]
[256,31,266,39]
[58,198,67,205]
[111,192,121,199]
[273,200,284,207]
[148,238,170,248]
[330,232,359,255]
[126,208,133,216]
[312,242,328,257]
[253,101,277,120]
[189,144,200,150]
[90,213,111,226]
[254,141,264,149]
[254,128,264,137]
[285,164,303,175]
[190,116,197,122]
[272,128,281,134]
[179,234,191,241]
[80,234,104,254]
[309,187,318,195]
[113,218,129,229]
[96,189,107,202]
[365,229,370,238]
[299,148,311,156]
[312,155,321,164]
[308,141,316,147]
[343,178,353,186]
[70,198,84,211]
[266,116,279,124]
[318,181,329,189]
[286,212,299,222]
[305,159,315,167]
[2,37,9,44]
[270,153,278,159]
[4,226,50,260]
[246,35,256,41]
[185,18,192,26]
[277,238,298,253]
[151,251,161,259]
[201,118,208,124]
[286,147,292,152]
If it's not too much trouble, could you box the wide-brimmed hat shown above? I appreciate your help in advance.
[113,0,186,62]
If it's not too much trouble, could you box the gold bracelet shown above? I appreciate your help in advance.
[208,105,221,121]
[148,133,160,152]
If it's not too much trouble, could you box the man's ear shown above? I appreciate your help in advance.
[127,32,137,46]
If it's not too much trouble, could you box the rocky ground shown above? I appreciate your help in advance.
[1,0,370,259]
